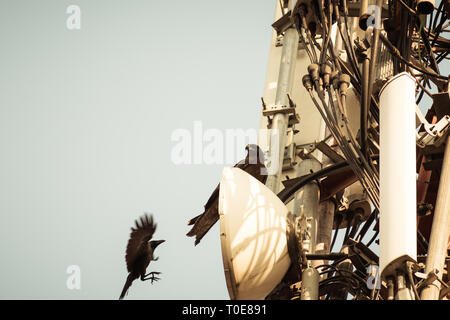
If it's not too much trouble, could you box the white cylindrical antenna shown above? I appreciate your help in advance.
[379,72,417,279]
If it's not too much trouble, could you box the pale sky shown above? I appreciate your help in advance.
[0,0,275,299]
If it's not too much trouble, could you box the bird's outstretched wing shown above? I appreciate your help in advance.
[125,214,157,272]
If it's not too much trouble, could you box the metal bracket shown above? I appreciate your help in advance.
[296,213,313,256]
[416,105,450,148]
[271,10,293,36]
[263,105,297,117]
[416,268,440,290]
[283,138,297,171]
[262,95,300,129]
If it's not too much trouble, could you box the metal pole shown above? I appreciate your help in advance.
[293,159,321,300]
[361,55,370,158]
[421,136,450,300]
[301,267,320,300]
[294,159,322,252]
[314,200,336,269]
[360,0,369,17]
[365,0,383,158]
[314,141,336,271]
[265,0,299,193]
[395,272,414,300]
[314,200,336,299]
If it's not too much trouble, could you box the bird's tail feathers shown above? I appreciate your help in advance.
[187,213,203,226]
[187,207,219,245]
[119,273,135,300]
[186,217,217,246]
[186,212,205,237]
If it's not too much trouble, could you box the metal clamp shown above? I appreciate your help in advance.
[416,105,450,148]
[262,95,300,129]
[271,10,294,36]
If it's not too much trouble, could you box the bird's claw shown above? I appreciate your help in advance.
[150,276,160,284]
[143,272,162,284]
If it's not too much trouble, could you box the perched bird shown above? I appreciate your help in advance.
[119,214,165,300]
[186,144,267,245]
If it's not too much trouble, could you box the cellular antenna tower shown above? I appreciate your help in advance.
[217,0,449,300]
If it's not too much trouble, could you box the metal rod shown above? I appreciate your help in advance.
[363,0,383,159]
[395,272,413,300]
[361,56,370,159]
[294,158,321,301]
[312,200,336,280]
[421,136,450,300]
[316,201,336,257]
[293,159,322,253]
[265,4,299,193]
[301,267,320,300]
[359,0,369,29]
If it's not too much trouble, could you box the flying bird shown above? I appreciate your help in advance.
[186,144,267,245]
[119,214,165,300]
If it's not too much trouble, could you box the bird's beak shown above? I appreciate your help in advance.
[154,240,165,248]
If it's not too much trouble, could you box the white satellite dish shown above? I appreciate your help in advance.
[218,167,291,300]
